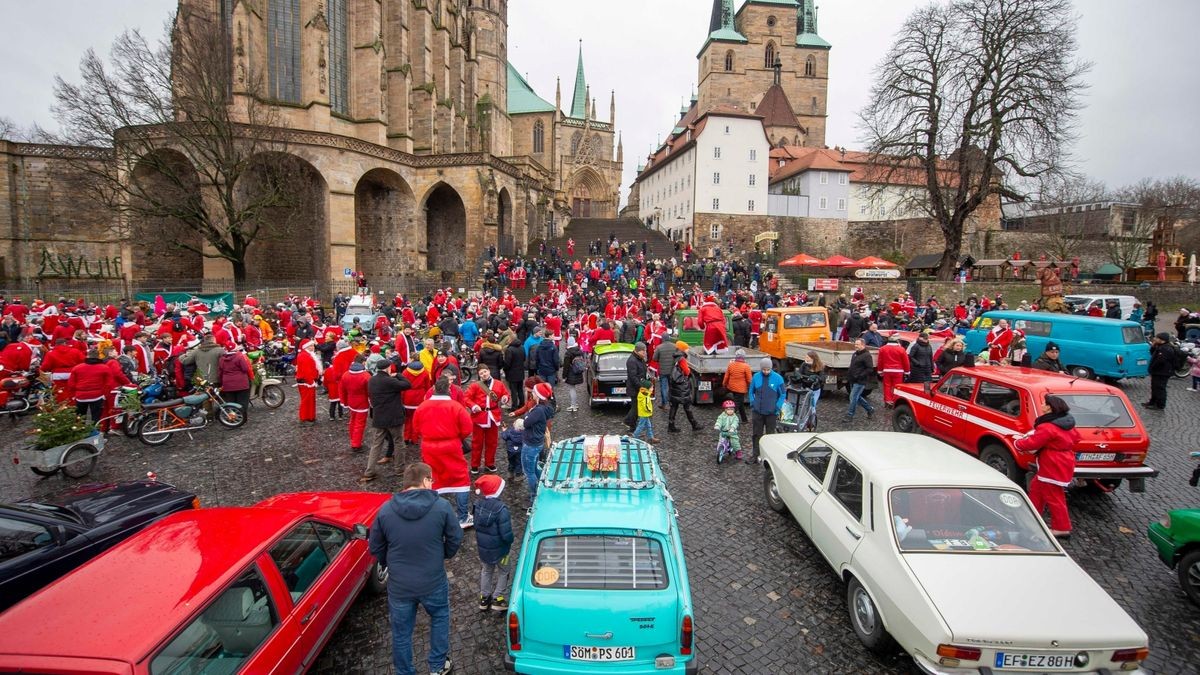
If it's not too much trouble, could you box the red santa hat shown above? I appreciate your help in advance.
[532,382,553,401]
[474,474,505,499]
[298,339,314,351]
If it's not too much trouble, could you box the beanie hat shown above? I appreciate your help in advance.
[408,360,424,371]
[760,357,773,371]
[474,474,505,499]
[675,340,690,352]
[634,341,646,352]
[1045,341,1060,351]
[532,382,553,401]
[1155,332,1171,342]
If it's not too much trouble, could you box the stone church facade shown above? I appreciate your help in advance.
[0,0,624,293]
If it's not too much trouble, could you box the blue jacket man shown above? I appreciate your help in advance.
[459,319,479,348]
[534,339,560,385]
[369,463,463,675]
[747,358,786,463]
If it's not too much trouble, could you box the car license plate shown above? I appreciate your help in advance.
[1136,359,1147,365]
[995,652,1076,670]
[565,645,635,661]
[1076,452,1116,462]
[698,380,712,391]
[824,375,839,385]
[611,387,626,395]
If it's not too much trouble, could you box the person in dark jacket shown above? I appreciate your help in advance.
[844,311,869,341]
[560,335,585,412]
[471,474,514,611]
[502,341,526,409]
[533,338,560,385]
[935,338,973,377]
[667,351,701,432]
[477,333,505,376]
[369,462,463,675]
[907,332,936,394]
[843,338,877,422]
[520,383,556,502]
[1031,342,1065,373]
[652,340,678,408]
[217,345,252,419]
[623,342,649,429]
[731,312,751,347]
[363,356,413,481]
[1145,332,1176,410]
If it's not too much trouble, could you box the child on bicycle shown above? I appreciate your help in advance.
[632,378,657,444]
[714,399,742,460]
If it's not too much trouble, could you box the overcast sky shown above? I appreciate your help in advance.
[4,0,1198,202]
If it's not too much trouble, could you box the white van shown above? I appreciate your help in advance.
[1064,294,1140,320]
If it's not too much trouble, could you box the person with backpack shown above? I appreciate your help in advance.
[560,331,586,412]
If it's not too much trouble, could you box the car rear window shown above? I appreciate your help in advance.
[596,353,629,372]
[1055,394,1135,428]
[784,312,826,329]
[1121,326,1144,344]
[532,535,668,590]
[889,488,1058,554]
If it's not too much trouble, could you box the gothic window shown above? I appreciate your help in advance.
[329,0,349,115]
[805,55,816,77]
[724,51,734,72]
[268,0,301,102]
[812,96,819,114]
[764,41,777,69]
[571,132,581,155]
[533,120,545,153]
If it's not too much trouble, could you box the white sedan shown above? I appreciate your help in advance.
[761,431,1150,674]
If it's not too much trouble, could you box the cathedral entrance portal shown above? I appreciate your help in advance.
[424,183,467,271]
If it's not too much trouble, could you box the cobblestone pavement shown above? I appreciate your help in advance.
[3,372,1198,674]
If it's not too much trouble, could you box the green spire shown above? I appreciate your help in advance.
[707,0,746,43]
[570,41,588,119]
[796,0,831,49]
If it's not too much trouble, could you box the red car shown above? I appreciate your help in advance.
[891,366,1157,492]
[0,491,390,674]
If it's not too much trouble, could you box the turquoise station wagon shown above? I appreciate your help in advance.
[964,311,1150,380]
[505,436,698,674]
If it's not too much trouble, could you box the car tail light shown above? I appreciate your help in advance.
[1112,647,1149,663]
[936,644,981,666]
[1116,354,1124,365]
[191,497,202,509]
[508,612,521,651]
[591,380,600,396]
[680,615,693,656]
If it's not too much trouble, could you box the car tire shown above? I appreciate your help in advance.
[846,577,896,655]
[60,443,99,479]
[891,404,917,434]
[368,561,388,595]
[979,443,1023,485]
[1179,550,1200,607]
[763,468,787,514]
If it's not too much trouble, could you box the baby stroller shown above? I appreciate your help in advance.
[778,371,821,432]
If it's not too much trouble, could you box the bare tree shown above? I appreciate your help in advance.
[1024,175,1109,260]
[859,0,1089,279]
[1105,216,1156,282]
[1114,176,1200,234]
[0,116,41,142]
[44,6,312,284]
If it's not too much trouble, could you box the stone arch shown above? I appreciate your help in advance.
[421,182,467,271]
[497,187,513,255]
[355,168,416,282]
[567,167,609,218]
[128,148,205,285]
[236,152,328,286]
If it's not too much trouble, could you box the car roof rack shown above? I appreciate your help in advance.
[539,435,666,491]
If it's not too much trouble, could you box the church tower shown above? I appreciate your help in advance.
[467,0,512,155]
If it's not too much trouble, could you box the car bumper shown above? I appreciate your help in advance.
[505,653,698,674]
[1073,465,1159,480]
[913,652,1146,674]
[1146,522,1178,568]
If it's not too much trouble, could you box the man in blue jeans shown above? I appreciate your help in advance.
[520,382,556,503]
[369,462,463,675]
[843,338,877,422]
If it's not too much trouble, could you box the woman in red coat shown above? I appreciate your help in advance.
[1013,395,1080,537]
[294,340,323,423]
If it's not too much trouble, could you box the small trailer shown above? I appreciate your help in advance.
[685,346,768,404]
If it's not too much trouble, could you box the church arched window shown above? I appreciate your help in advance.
[724,51,734,72]
[764,41,777,69]
[571,132,581,155]
[533,120,545,153]
[267,0,301,102]
[805,55,816,77]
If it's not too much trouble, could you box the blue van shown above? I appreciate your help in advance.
[505,436,697,674]
[963,311,1149,379]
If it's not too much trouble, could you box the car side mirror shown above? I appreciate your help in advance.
[786,450,799,461]
[352,524,370,540]
[50,525,70,545]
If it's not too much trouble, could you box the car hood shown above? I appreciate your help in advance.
[903,553,1146,649]
[19,479,195,527]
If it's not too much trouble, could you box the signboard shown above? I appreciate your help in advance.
[807,278,839,291]
[853,268,901,280]
[754,231,780,244]
[343,267,353,278]
[134,292,235,316]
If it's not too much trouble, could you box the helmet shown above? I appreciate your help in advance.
[722,400,736,409]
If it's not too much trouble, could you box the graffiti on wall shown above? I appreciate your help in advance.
[36,249,124,279]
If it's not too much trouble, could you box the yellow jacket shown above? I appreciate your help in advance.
[637,387,654,417]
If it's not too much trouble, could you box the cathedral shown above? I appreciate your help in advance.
[0,0,624,292]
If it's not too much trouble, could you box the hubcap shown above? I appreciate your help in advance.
[1188,561,1200,590]
[767,478,780,504]
[897,413,912,432]
[853,588,876,634]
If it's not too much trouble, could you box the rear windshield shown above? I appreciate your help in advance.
[532,535,669,590]
[596,353,629,372]
[784,312,826,329]
[1121,326,1144,344]
[890,488,1058,554]
[1055,394,1135,428]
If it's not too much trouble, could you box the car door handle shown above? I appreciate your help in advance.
[845,527,862,540]
[585,631,613,640]
[300,603,319,625]
[808,484,820,495]
[957,404,967,410]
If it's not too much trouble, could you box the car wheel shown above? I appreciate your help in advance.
[1067,365,1093,379]
[763,468,786,514]
[891,404,917,433]
[847,577,896,655]
[60,443,99,479]
[1179,550,1200,607]
[262,384,286,409]
[368,561,388,595]
[979,443,1024,485]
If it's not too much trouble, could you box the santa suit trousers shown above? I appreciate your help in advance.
[881,372,904,405]
[298,384,318,422]
[1029,478,1071,532]
[347,409,369,449]
[403,408,420,443]
[471,425,500,469]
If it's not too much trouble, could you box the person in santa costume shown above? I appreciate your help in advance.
[41,338,85,402]
[340,355,372,452]
[294,339,323,423]
[697,294,729,354]
[412,377,475,528]
[464,365,511,474]
[875,335,911,407]
[0,334,36,375]
[326,339,356,420]
[401,360,432,445]
[986,318,1014,364]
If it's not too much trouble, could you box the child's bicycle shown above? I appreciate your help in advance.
[716,435,738,464]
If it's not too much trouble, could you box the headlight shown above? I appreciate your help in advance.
[1158,514,1171,529]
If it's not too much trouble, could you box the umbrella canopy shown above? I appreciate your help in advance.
[779,253,822,267]
[854,256,897,268]
[1093,263,1124,276]
[818,255,858,267]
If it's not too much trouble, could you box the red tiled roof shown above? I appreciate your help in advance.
[768,145,961,188]
[755,84,800,129]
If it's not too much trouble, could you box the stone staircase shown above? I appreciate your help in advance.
[529,217,677,261]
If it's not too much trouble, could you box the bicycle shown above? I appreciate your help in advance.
[716,435,739,464]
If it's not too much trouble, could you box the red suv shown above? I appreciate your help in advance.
[891,366,1157,492]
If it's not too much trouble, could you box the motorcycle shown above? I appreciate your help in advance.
[1171,337,1198,379]
[137,382,246,446]
[246,351,286,409]
[110,376,173,437]
[262,341,296,379]
[0,370,48,421]
[456,342,477,384]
